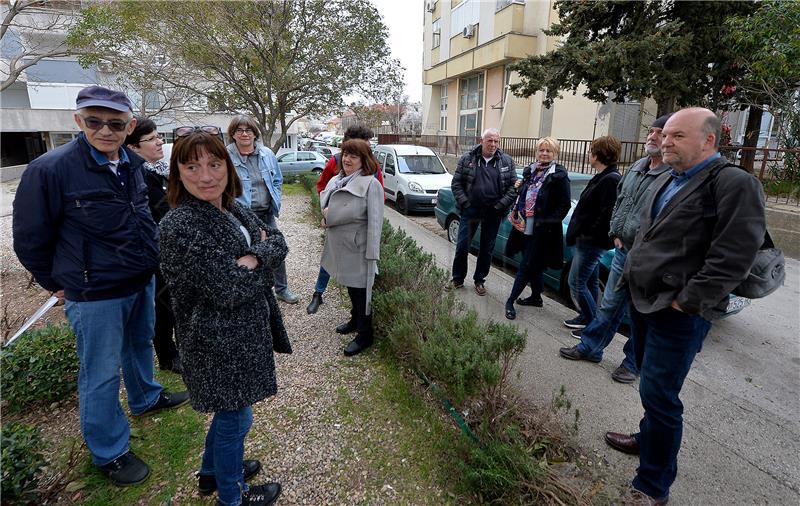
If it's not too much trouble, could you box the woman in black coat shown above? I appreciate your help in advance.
[504,137,571,320]
[159,131,289,506]
[125,118,182,373]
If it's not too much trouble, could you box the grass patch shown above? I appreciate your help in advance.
[281,181,308,196]
[52,371,206,505]
[332,353,464,504]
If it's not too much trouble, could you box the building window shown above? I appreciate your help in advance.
[432,18,441,49]
[439,85,448,132]
[50,132,77,150]
[458,73,484,138]
[451,0,479,37]
[144,90,163,111]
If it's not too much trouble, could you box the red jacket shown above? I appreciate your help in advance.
[316,154,385,197]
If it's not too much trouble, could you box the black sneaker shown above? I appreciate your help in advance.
[239,482,282,506]
[516,296,543,307]
[135,391,190,416]
[563,317,588,329]
[98,450,150,487]
[570,329,582,339]
[198,459,262,495]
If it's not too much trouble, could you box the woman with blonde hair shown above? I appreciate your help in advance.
[504,137,571,320]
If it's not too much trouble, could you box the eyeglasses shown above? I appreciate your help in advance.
[234,128,254,135]
[80,116,132,132]
[173,125,222,138]
[139,133,163,144]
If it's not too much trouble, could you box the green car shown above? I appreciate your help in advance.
[434,169,751,317]
[434,171,612,299]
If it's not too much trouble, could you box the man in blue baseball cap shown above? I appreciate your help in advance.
[13,85,189,486]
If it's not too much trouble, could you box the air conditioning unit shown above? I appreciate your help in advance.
[462,24,475,38]
[425,1,435,13]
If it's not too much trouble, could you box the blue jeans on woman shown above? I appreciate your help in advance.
[576,247,637,373]
[630,306,711,499]
[199,406,254,506]
[567,243,604,323]
[64,277,163,466]
[314,266,330,294]
[506,232,544,305]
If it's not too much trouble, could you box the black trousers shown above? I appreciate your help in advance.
[347,286,373,345]
[153,270,179,367]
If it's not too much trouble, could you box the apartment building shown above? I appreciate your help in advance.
[420,0,655,142]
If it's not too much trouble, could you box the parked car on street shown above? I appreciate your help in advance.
[374,144,452,214]
[313,145,341,159]
[277,150,328,175]
[434,170,750,317]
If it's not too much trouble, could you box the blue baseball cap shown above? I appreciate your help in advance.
[76,86,133,113]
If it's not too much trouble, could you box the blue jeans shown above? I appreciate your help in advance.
[506,232,544,305]
[199,406,254,506]
[567,243,604,322]
[253,209,289,293]
[452,206,502,284]
[314,266,330,294]
[576,247,636,372]
[630,306,712,499]
[64,277,163,466]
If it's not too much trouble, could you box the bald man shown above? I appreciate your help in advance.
[607,107,766,503]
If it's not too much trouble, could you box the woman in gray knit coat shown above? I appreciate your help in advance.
[159,131,290,506]
[320,139,384,357]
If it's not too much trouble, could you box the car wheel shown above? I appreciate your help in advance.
[446,215,460,244]
[312,168,322,174]
[396,193,409,215]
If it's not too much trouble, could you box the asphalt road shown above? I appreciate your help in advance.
[392,206,800,505]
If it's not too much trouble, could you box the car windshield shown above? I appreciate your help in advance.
[397,155,446,174]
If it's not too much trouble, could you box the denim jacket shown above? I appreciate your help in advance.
[227,142,282,217]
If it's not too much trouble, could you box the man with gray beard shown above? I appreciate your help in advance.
[558,114,672,385]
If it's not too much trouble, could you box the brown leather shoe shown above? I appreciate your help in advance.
[604,431,640,455]
[474,282,486,296]
[620,487,669,505]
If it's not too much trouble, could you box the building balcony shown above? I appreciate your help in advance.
[423,32,536,85]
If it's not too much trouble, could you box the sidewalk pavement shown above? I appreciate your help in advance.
[385,207,800,505]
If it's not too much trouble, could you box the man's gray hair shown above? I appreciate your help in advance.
[481,128,500,139]
[703,114,722,148]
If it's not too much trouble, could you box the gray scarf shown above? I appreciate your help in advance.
[332,169,362,190]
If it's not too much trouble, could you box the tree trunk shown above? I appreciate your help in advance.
[657,96,677,117]
[740,105,763,172]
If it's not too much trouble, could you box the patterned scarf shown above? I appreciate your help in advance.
[524,161,551,217]
[144,159,170,178]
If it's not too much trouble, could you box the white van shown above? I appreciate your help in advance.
[374,145,452,214]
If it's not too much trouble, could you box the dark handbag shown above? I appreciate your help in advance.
[732,230,785,299]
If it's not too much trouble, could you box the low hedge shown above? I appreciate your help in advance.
[1,323,79,413]
[1,422,45,504]
[307,189,585,503]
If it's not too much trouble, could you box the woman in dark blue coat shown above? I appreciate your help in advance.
[504,137,571,320]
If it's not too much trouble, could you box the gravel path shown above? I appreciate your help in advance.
[3,194,449,504]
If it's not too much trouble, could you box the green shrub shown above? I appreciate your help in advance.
[1,422,45,504]
[1,323,79,412]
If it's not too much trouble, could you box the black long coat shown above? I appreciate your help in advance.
[505,164,571,270]
[159,197,292,413]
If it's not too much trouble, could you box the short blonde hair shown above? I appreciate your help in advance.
[536,137,560,158]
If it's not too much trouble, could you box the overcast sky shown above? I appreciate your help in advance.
[372,0,423,103]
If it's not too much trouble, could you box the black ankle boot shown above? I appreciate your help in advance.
[306,292,323,314]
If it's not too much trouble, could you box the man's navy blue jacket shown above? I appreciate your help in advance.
[13,134,160,301]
